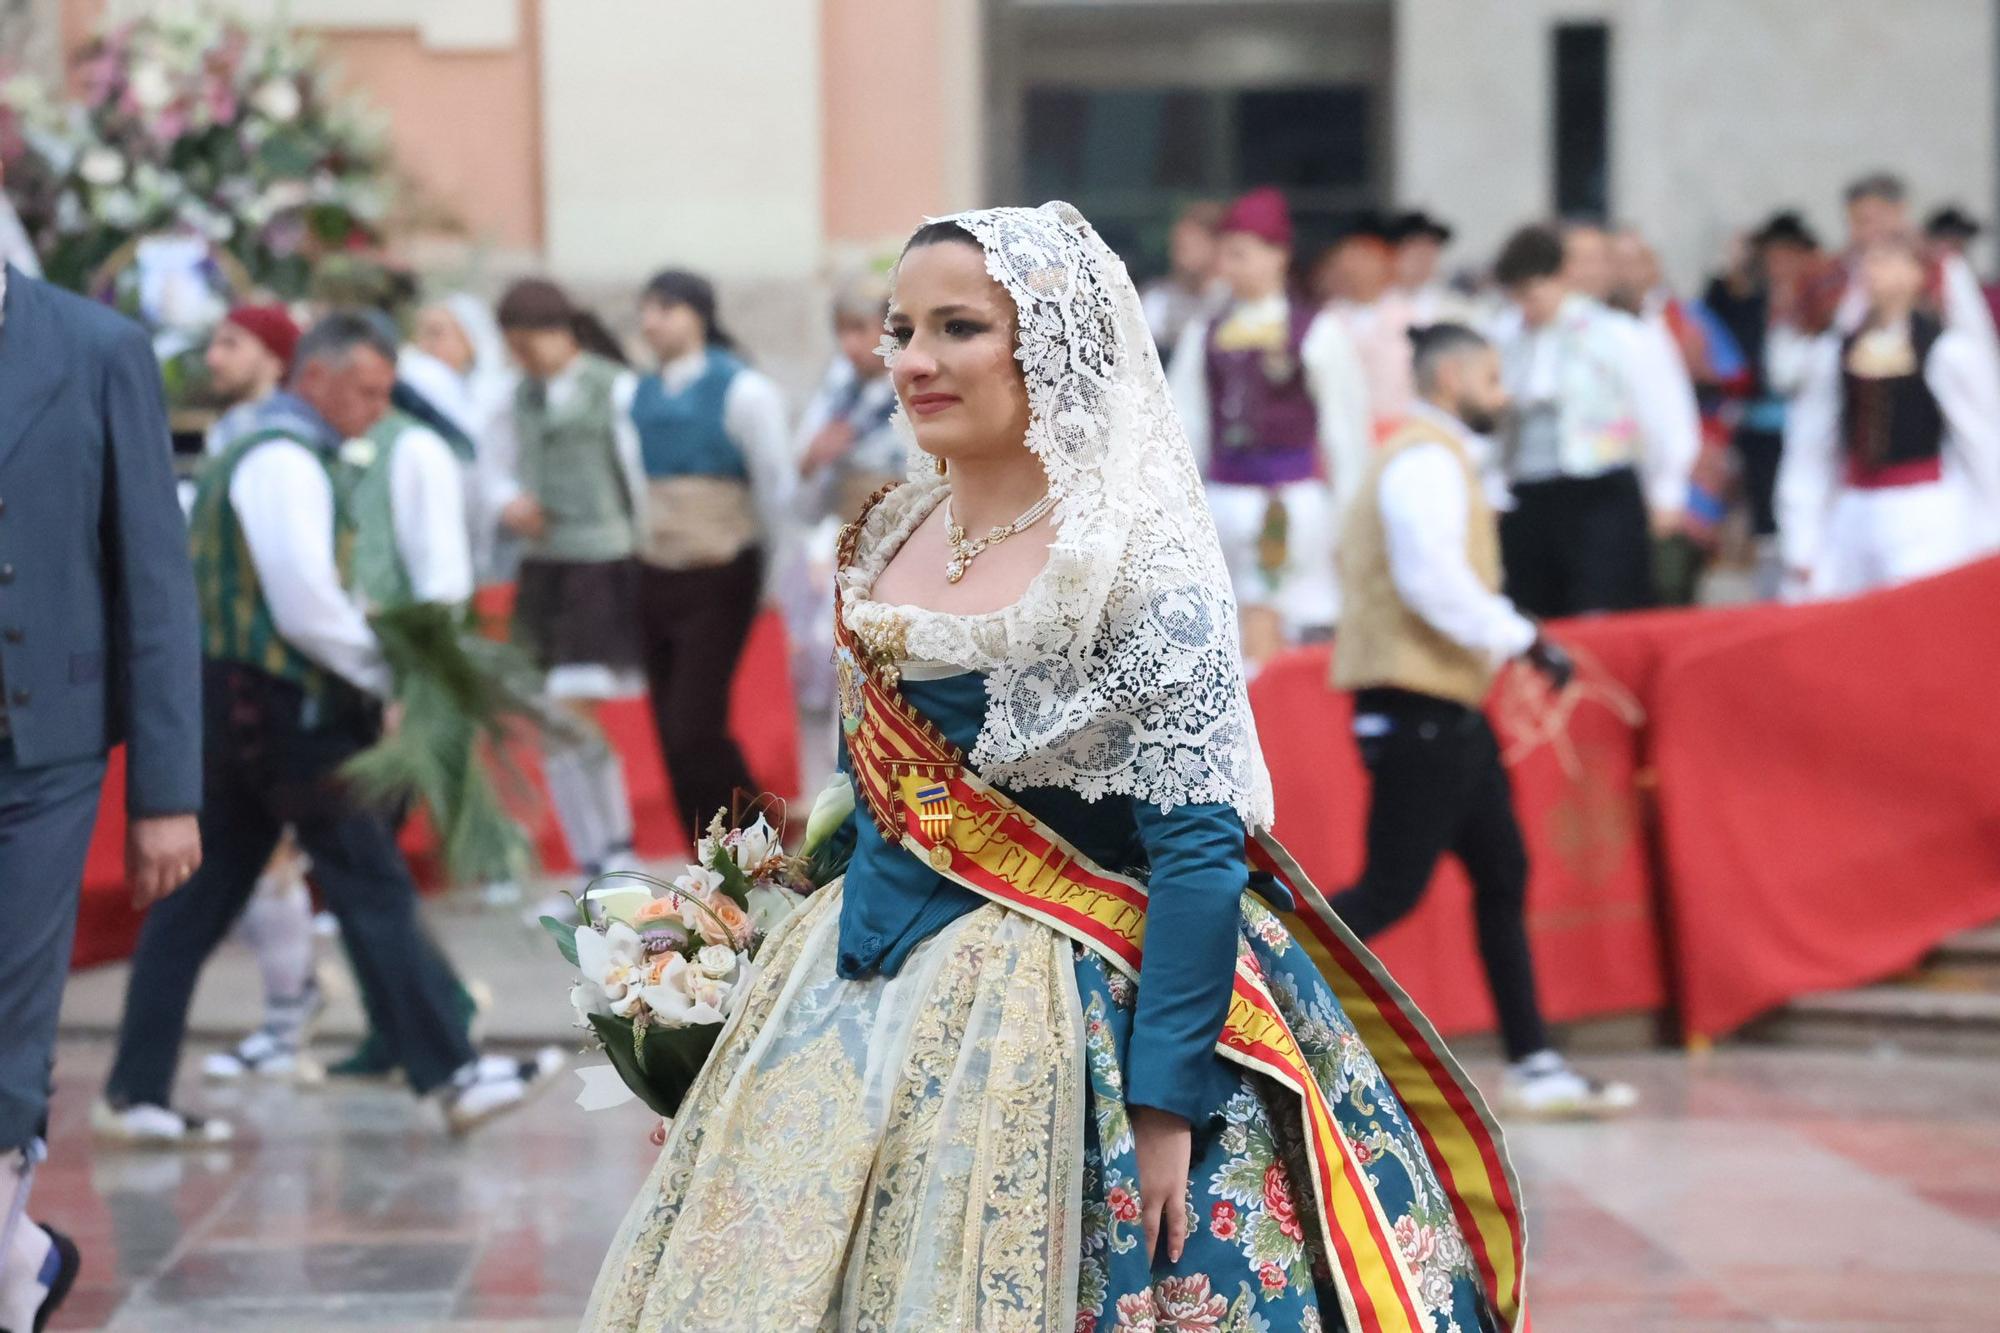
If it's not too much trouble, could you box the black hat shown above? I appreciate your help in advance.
[1335,209,1395,245]
[1925,205,1982,241]
[1390,209,1454,244]
[1749,210,1820,250]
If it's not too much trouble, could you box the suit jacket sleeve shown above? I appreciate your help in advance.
[102,323,202,816]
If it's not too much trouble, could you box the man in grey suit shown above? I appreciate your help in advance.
[0,257,202,1331]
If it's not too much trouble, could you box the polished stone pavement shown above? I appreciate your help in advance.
[31,1037,2000,1330]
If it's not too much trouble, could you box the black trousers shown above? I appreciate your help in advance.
[0,743,106,1150]
[1328,689,1551,1062]
[637,549,762,840]
[105,663,476,1106]
[1499,466,1655,619]
[1734,427,1784,538]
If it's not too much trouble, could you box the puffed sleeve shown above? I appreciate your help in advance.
[1125,799,1248,1124]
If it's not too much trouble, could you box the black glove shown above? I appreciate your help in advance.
[1525,634,1575,692]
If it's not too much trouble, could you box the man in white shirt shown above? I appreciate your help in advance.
[1331,322,1637,1119]
[1488,224,1696,617]
[1391,209,1474,328]
[1168,187,1371,663]
[99,314,563,1143]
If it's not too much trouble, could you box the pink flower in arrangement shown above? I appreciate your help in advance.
[1263,1162,1304,1242]
[1209,1201,1238,1241]
[1075,1313,1097,1333]
[1350,1139,1374,1165]
[1258,1262,1288,1296]
[1106,1184,1140,1223]
[1153,1274,1228,1328]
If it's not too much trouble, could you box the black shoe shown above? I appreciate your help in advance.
[33,1225,79,1333]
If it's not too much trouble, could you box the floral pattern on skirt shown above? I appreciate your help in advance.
[580,886,1495,1332]
[1073,896,1491,1333]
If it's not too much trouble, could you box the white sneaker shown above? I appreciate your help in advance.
[199,1032,325,1085]
[90,1100,236,1147]
[442,1048,567,1136]
[1498,1051,1639,1120]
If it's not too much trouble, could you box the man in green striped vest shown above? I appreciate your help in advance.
[99,313,562,1144]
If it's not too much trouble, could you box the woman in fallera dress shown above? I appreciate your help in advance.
[582,202,1527,1333]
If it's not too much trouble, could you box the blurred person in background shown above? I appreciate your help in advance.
[630,270,794,836]
[1392,208,1474,326]
[400,294,518,584]
[491,279,646,915]
[1837,173,2000,362]
[100,313,563,1145]
[1706,211,1825,573]
[1140,199,1225,354]
[1779,232,2000,599]
[1168,186,1371,664]
[1488,224,1696,617]
[202,303,300,456]
[789,268,902,788]
[1610,227,1737,604]
[1325,211,1417,426]
[1331,322,1635,1118]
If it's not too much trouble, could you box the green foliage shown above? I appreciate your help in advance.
[583,1013,721,1119]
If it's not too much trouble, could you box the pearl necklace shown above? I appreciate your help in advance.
[943,492,1057,583]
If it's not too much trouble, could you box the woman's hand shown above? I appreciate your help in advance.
[1132,1104,1192,1266]
[499,494,546,539]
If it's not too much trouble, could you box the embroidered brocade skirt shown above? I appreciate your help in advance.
[580,883,1492,1333]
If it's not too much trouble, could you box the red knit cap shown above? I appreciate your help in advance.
[223,303,303,373]
[1218,187,1293,249]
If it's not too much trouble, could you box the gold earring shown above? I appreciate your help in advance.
[933,456,947,477]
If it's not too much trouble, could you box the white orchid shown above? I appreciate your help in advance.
[78,146,126,187]
[128,60,175,112]
[572,921,650,1020]
[730,816,783,875]
[251,77,302,124]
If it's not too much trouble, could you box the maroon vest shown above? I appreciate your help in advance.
[1203,299,1322,486]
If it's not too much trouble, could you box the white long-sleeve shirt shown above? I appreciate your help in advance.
[1380,404,1539,666]
[1778,322,2000,575]
[230,440,391,697]
[1167,295,1374,510]
[1494,295,1699,514]
[479,356,649,525]
[380,422,475,606]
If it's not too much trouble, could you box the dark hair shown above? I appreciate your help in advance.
[1493,224,1566,287]
[290,311,398,384]
[570,310,629,367]
[1845,171,1907,206]
[642,269,736,352]
[1408,323,1490,394]
[902,220,981,254]
[496,278,576,331]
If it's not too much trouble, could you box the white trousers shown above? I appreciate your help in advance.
[1814,480,1975,598]
[1206,478,1340,635]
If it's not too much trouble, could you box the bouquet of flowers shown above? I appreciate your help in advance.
[0,11,401,302]
[545,803,839,1118]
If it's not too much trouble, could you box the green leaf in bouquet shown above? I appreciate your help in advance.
[540,915,580,968]
[705,838,756,910]
[583,1013,720,1120]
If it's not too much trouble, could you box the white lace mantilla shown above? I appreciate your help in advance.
[843,201,1275,829]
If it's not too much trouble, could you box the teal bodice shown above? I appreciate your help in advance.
[835,669,1269,1123]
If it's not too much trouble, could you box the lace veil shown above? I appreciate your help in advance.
[841,201,1275,830]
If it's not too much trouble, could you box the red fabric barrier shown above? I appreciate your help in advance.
[1248,621,1670,1038]
[1652,556,2000,1038]
[74,607,801,968]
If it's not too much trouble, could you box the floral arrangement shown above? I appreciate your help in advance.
[0,11,396,306]
[547,792,853,1118]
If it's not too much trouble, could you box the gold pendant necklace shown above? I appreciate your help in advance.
[943,492,1057,583]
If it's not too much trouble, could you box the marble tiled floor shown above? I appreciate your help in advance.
[31,1040,2000,1330]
